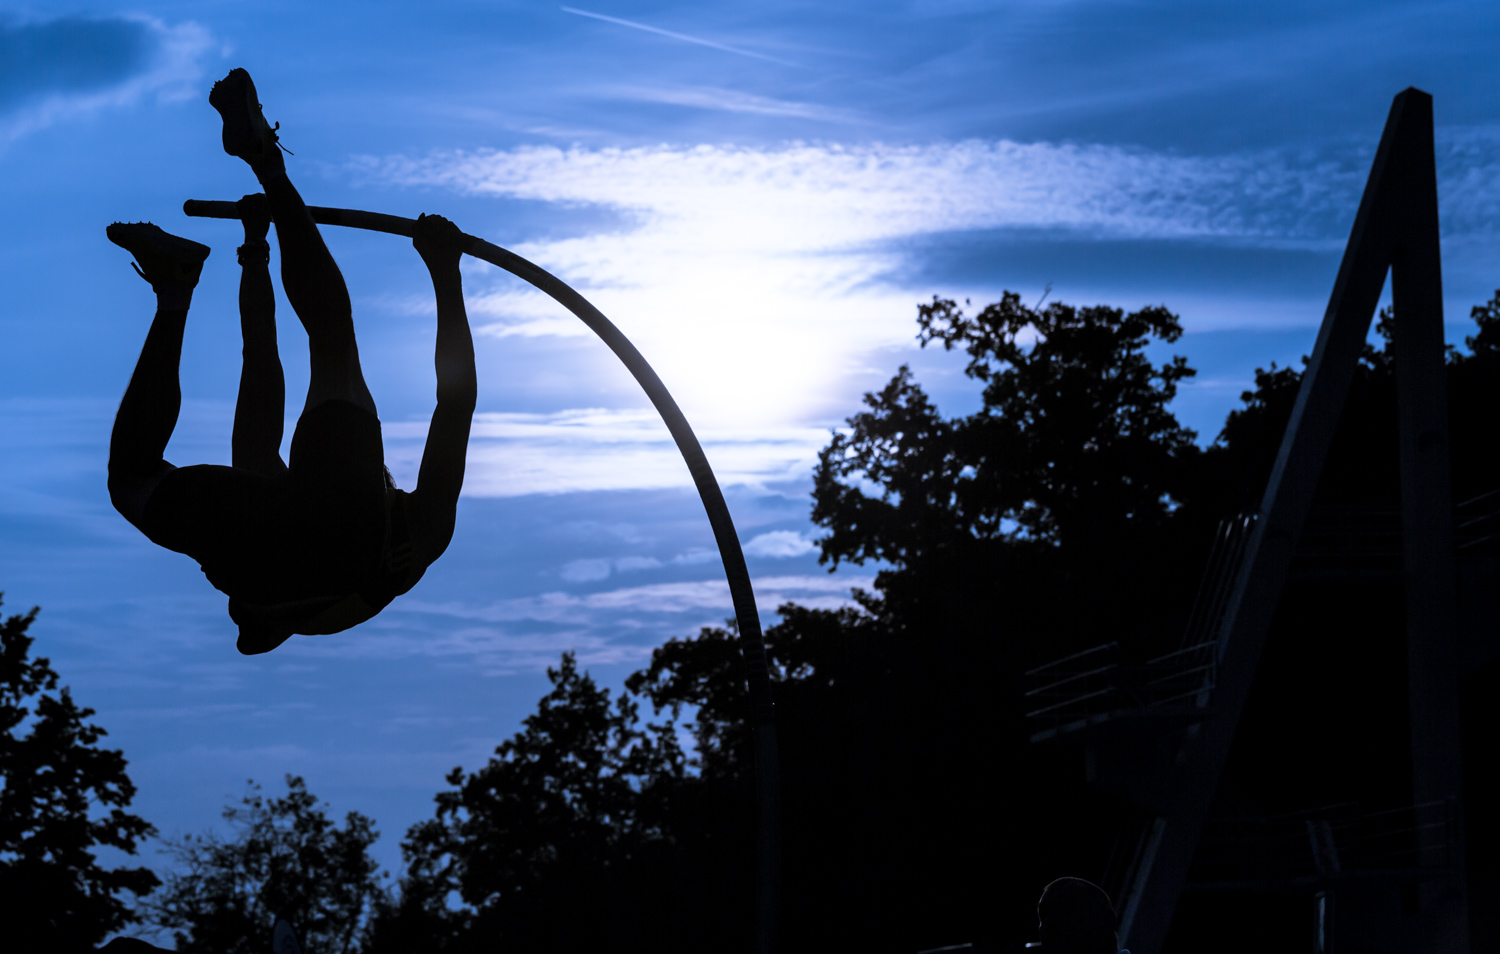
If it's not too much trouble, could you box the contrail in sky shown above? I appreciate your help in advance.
[560,6,797,67]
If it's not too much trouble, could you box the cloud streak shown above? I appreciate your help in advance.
[344,133,1494,492]
[601,85,859,123]
[383,409,829,495]
[398,574,870,625]
[278,574,873,674]
[359,140,1370,249]
[356,138,1387,441]
[561,7,797,67]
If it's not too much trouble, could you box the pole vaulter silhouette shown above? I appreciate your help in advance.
[108,68,780,952]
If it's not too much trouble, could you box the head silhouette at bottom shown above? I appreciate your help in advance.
[1037,877,1119,954]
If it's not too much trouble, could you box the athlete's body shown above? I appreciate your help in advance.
[106,68,477,654]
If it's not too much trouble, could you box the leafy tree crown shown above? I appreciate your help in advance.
[0,597,159,950]
[813,292,1198,568]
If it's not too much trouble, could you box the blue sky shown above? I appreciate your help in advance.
[2,0,1498,915]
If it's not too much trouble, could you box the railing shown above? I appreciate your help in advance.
[1026,487,1500,743]
[1289,488,1500,571]
[1023,642,1122,737]
[1024,639,1221,742]
[1457,488,1500,551]
[1188,799,1455,890]
[1023,514,1253,742]
[1182,513,1256,650]
[1292,506,1401,575]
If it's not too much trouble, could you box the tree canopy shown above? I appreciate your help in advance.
[814,293,1198,567]
[0,597,158,951]
[144,776,384,954]
[369,289,1220,953]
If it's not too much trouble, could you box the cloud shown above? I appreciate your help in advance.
[615,556,663,572]
[743,530,817,558]
[0,16,149,109]
[561,558,612,581]
[337,137,1369,487]
[560,6,797,67]
[283,573,875,674]
[355,140,1373,251]
[560,553,700,583]
[351,139,1387,432]
[0,14,213,145]
[400,573,873,625]
[600,85,859,122]
[353,131,1498,498]
[382,409,829,496]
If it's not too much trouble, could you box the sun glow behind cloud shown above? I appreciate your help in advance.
[358,133,1499,497]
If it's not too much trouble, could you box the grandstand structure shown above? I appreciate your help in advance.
[1023,88,1495,954]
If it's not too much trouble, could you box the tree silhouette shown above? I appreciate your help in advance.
[373,292,1210,953]
[369,653,698,953]
[815,293,1198,566]
[374,288,1500,953]
[144,776,383,954]
[0,597,159,951]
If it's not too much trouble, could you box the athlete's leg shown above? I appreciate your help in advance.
[105,224,211,531]
[210,69,376,417]
[260,161,376,416]
[231,193,289,477]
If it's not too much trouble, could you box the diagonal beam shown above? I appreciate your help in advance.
[1120,88,1467,953]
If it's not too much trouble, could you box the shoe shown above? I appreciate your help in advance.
[106,222,210,289]
[209,68,281,164]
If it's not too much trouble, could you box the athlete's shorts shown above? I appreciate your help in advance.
[141,399,387,605]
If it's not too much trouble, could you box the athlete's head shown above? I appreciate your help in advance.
[1037,877,1117,954]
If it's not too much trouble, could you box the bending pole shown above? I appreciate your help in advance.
[184,199,782,952]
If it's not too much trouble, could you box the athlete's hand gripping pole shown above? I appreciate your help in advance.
[185,198,783,954]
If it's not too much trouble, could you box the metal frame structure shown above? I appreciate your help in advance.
[1111,87,1467,953]
[184,199,782,953]
[1023,87,1468,952]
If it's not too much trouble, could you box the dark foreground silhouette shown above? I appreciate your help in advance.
[107,69,477,654]
[1038,878,1122,954]
[96,915,302,953]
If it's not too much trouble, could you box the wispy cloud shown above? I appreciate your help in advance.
[601,85,859,122]
[279,574,873,674]
[743,530,817,558]
[351,138,1392,443]
[357,140,1376,248]
[350,132,1500,497]
[561,6,797,67]
[555,533,812,586]
[0,15,214,146]
[383,409,829,496]
[400,573,870,625]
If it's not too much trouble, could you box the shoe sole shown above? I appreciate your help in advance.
[107,222,210,264]
[107,222,210,286]
[210,68,274,161]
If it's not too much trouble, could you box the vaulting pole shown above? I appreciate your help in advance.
[185,198,782,953]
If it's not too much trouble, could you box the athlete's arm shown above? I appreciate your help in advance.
[406,214,477,570]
